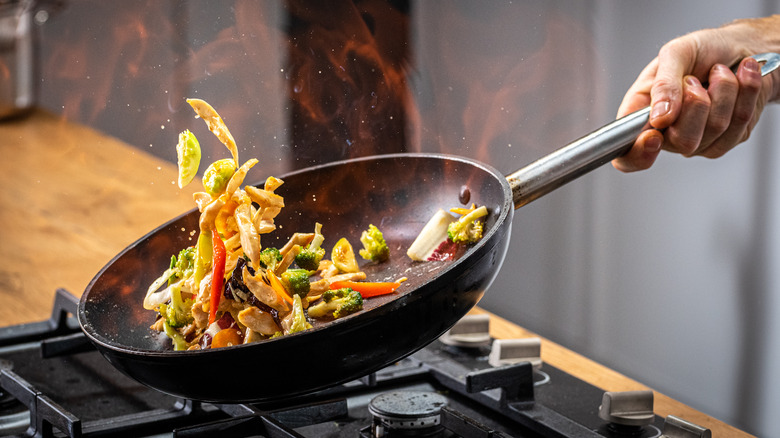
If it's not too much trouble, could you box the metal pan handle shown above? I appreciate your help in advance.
[507,52,780,209]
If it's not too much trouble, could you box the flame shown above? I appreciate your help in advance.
[284,0,411,168]
[38,2,598,179]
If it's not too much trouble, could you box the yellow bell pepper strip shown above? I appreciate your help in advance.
[209,229,227,325]
[329,280,401,298]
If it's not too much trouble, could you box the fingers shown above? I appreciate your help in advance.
[615,55,766,173]
[664,75,711,156]
[612,129,664,172]
[701,57,762,158]
[646,42,695,129]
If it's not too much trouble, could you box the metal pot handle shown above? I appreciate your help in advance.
[507,52,780,209]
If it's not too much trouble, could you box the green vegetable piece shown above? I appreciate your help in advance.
[163,319,188,351]
[202,158,237,196]
[447,206,488,245]
[307,288,363,319]
[359,224,389,262]
[287,294,312,334]
[158,283,194,328]
[193,231,213,287]
[295,222,325,271]
[176,130,201,188]
[281,269,311,297]
[174,247,196,279]
[258,247,283,271]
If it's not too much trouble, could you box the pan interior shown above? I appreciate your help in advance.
[79,153,512,354]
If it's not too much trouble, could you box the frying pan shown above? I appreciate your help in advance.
[78,53,780,403]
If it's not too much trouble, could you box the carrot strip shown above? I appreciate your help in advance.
[267,271,294,305]
[329,280,401,298]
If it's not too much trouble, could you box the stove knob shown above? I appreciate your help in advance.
[598,390,654,427]
[439,314,491,347]
[660,415,712,438]
[488,337,542,369]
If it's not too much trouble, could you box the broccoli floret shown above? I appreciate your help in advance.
[359,224,390,262]
[295,222,326,270]
[281,269,311,297]
[447,205,488,245]
[287,294,312,334]
[168,247,196,285]
[307,288,363,319]
[258,247,283,271]
[158,284,194,328]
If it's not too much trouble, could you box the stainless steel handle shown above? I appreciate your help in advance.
[507,52,780,209]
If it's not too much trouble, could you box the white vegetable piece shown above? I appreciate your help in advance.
[406,209,456,261]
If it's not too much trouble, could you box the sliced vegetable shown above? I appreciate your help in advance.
[163,320,188,351]
[193,231,213,288]
[406,209,456,261]
[447,205,488,245]
[267,271,294,305]
[203,158,237,196]
[286,294,312,334]
[295,223,325,270]
[307,288,363,319]
[211,327,242,348]
[329,280,401,298]
[209,229,226,325]
[186,98,239,167]
[176,129,201,188]
[215,200,239,238]
[331,237,359,273]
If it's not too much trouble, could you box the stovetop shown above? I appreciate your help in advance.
[0,289,710,438]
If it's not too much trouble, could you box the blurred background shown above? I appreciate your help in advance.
[16,0,780,435]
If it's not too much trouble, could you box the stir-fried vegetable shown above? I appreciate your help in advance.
[148,98,413,350]
[307,288,363,319]
[209,229,226,325]
[176,129,201,188]
[331,238,359,273]
[202,158,236,196]
[329,280,401,298]
[447,205,488,245]
[295,223,325,270]
[359,224,389,262]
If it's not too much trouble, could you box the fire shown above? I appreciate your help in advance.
[36,2,598,179]
[285,0,411,168]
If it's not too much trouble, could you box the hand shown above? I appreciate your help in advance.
[612,15,780,172]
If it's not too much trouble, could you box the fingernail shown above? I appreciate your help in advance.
[650,100,671,120]
[685,76,700,87]
[646,135,663,153]
[713,64,731,75]
[745,57,760,73]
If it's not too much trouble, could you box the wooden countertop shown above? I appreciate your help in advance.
[0,110,752,437]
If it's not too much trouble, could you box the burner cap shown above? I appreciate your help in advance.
[369,391,448,432]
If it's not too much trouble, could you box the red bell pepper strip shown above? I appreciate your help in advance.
[209,228,226,325]
[329,280,401,298]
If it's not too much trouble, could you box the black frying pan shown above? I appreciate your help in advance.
[78,53,780,403]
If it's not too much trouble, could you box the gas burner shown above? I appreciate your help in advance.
[367,391,448,437]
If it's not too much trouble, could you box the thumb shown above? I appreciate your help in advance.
[648,43,692,129]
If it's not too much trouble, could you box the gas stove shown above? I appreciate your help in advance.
[0,289,710,438]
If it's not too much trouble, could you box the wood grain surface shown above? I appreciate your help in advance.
[0,110,752,437]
